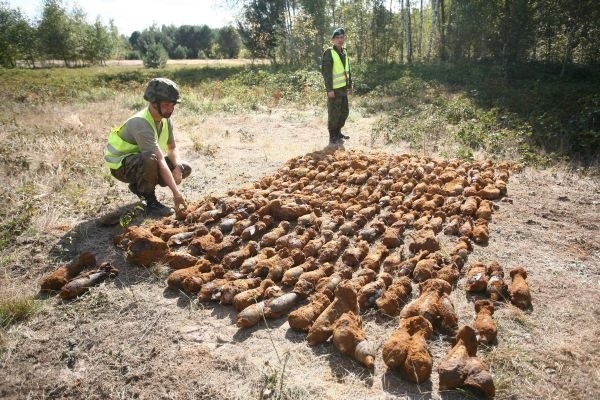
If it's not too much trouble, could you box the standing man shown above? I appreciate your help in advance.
[104,78,191,218]
[321,27,353,147]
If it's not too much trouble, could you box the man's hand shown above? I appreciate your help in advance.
[348,87,353,96]
[327,90,335,99]
[172,165,183,185]
[173,194,188,220]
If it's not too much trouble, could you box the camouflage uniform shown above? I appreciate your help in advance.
[110,152,191,195]
[326,88,349,133]
[322,46,352,144]
[105,78,190,216]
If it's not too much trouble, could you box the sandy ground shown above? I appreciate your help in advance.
[0,102,599,400]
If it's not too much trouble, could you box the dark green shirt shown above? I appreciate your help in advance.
[321,46,353,92]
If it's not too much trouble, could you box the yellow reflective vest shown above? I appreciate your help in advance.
[330,48,350,89]
[104,108,169,170]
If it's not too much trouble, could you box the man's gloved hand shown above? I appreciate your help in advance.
[173,195,188,220]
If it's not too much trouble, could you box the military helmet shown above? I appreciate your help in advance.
[332,27,345,38]
[143,77,181,103]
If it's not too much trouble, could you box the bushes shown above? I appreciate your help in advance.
[172,45,188,60]
[143,43,168,68]
[125,50,141,60]
[362,62,599,165]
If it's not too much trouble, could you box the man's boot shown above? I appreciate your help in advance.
[328,130,339,146]
[143,191,174,217]
[338,129,349,140]
[128,183,144,200]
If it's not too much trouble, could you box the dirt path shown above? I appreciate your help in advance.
[1,104,598,400]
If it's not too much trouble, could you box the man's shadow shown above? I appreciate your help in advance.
[48,201,165,288]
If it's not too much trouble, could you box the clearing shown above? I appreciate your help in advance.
[0,99,599,400]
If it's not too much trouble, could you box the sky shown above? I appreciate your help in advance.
[6,0,239,37]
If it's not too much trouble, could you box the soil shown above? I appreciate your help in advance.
[1,104,599,400]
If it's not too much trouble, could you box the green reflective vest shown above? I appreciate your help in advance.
[104,108,169,170]
[330,48,350,89]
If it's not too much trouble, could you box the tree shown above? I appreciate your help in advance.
[216,26,241,58]
[445,0,498,61]
[370,0,388,63]
[174,25,213,59]
[143,42,168,68]
[68,5,89,65]
[287,14,321,66]
[107,20,128,60]
[404,0,413,64]
[136,24,173,57]
[83,18,114,64]
[197,25,214,58]
[16,18,38,67]
[37,0,74,65]
[129,30,142,50]
[298,0,328,64]
[160,24,179,57]
[0,2,34,67]
[237,0,285,61]
[427,0,439,60]
[500,0,535,70]
[173,44,188,59]
[557,0,597,76]
[418,0,423,59]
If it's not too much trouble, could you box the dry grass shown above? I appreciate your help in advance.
[105,59,270,67]
[0,77,598,400]
[0,295,39,328]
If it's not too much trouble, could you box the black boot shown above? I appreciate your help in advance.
[142,192,174,217]
[328,130,339,146]
[128,183,144,200]
[339,130,350,140]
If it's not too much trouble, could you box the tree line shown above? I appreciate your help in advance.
[1,0,598,72]
[236,0,598,73]
[1,0,123,67]
[127,24,242,68]
[0,0,242,68]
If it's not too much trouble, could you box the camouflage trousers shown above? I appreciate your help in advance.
[327,87,349,132]
[110,151,192,194]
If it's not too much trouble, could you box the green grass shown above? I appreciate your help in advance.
[354,62,599,165]
[1,61,597,165]
[0,296,39,328]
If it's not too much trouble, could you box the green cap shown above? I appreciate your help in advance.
[143,78,181,103]
[332,27,345,38]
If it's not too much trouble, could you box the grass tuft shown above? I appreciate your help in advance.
[148,262,171,283]
[0,296,39,328]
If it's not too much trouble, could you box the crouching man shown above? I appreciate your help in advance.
[104,77,190,218]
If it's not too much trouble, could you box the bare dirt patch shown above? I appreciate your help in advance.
[1,101,599,400]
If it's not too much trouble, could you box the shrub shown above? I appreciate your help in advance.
[143,43,168,68]
[125,50,141,60]
[172,45,188,60]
